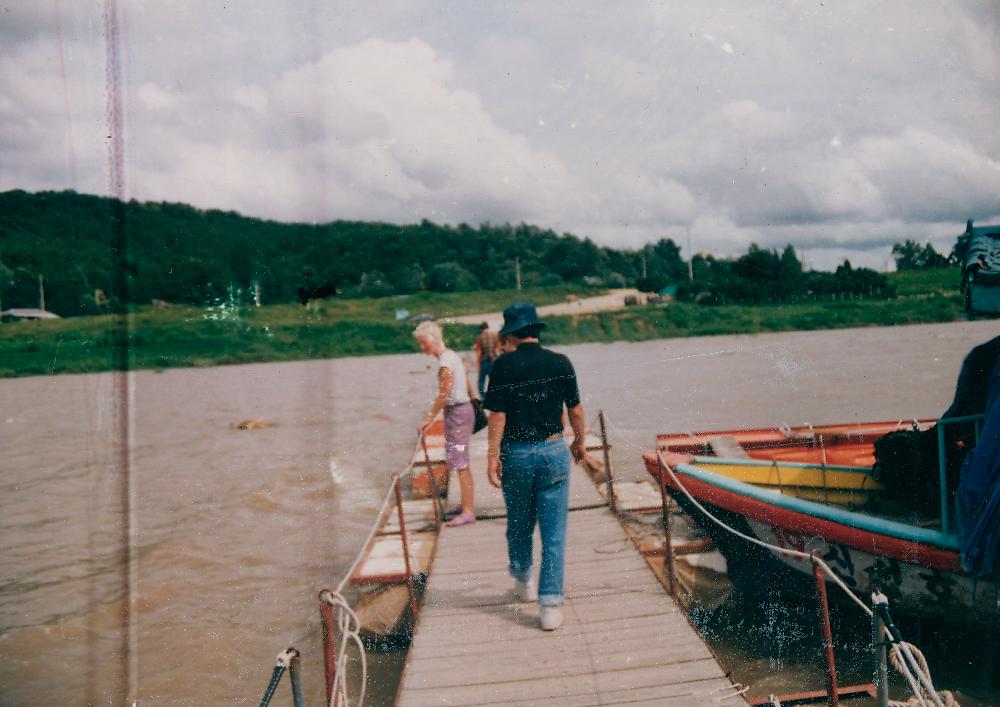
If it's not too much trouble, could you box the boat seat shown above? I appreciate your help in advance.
[707,435,750,459]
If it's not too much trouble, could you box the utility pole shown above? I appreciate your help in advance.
[515,257,521,291]
[38,273,45,311]
[641,254,647,279]
[253,280,261,307]
[686,227,694,282]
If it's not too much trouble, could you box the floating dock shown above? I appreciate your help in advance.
[395,433,742,706]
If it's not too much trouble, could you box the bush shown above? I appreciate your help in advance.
[428,262,479,292]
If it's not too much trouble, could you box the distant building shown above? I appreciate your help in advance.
[0,308,61,320]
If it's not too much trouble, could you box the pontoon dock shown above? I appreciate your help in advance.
[395,434,742,706]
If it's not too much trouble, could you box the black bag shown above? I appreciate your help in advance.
[471,399,488,434]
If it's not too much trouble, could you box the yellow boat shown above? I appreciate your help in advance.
[680,455,883,506]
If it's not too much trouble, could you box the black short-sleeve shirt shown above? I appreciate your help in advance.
[482,343,581,443]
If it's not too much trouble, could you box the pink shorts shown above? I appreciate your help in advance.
[444,402,474,470]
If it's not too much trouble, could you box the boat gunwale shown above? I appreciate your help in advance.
[690,454,874,474]
[643,452,961,564]
[655,419,936,451]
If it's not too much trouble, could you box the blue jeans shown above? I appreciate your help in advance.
[500,438,570,606]
[477,359,493,398]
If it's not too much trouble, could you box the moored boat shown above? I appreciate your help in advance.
[644,416,997,620]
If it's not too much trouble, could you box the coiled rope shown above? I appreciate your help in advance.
[320,589,367,707]
[655,451,958,707]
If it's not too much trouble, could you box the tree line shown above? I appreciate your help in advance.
[677,244,895,304]
[0,189,911,317]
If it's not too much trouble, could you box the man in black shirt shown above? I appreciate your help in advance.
[483,302,586,631]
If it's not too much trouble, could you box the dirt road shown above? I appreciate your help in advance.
[446,288,645,326]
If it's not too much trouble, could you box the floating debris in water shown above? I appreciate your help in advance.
[233,419,269,430]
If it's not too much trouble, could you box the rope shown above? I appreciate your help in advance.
[335,435,424,595]
[321,590,368,707]
[655,452,873,617]
[655,452,959,707]
[886,640,958,707]
[336,480,399,596]
[317,435,425,707]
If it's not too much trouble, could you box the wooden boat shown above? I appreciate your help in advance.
[644,417,997,619]
[655,420,935,506]
[657,419,935,464]
[346,419,449,647]
[668,455,882,506]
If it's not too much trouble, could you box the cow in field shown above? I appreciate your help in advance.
[297,282,338,305]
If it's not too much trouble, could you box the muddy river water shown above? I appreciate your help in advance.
[1,320,997,705]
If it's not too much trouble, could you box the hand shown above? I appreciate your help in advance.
[570,437,586,463]
[487,456,503,489]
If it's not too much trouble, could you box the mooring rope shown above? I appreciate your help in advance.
[320,589,367,707]
[655,451,957,707]
[319,437,424,707]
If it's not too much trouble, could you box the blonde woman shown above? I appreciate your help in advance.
[413,320,476,527]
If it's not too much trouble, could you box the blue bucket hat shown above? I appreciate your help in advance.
[499,301,547,336]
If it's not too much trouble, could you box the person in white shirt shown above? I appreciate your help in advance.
[414,321,476,527]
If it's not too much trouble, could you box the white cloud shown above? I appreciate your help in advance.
[0,1,998,268]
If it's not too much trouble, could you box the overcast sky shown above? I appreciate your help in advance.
[2,1,999,270]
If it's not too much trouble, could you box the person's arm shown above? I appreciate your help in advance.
[486,411,506,488]
[567,403,586,462]
[418,367,454,435]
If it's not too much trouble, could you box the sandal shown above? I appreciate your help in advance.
[444,505,463,517]
[446,512,476,527]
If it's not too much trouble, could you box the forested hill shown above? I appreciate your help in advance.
[0,189,686,316]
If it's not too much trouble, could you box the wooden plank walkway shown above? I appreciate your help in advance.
[397,453,740,706]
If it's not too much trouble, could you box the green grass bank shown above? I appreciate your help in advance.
[0,270,972,379]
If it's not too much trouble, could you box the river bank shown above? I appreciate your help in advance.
[0,269,967,378]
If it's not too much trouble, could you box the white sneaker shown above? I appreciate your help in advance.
[539,606,563,631]
[514,579,538,603]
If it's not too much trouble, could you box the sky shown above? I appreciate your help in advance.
[1,1,999,270]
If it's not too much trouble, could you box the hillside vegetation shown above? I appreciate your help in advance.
[2,189,903,318]
[0,269,965,378]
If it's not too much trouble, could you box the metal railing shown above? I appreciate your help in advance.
[935,414,984,534]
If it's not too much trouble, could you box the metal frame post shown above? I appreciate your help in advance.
[395,478,420,618]
[936,424,949,534]
[319,593,337,707]
[812,556,840,707]
[657,457,678,601]
[258,663,285,707]
[421,435,443,527]
[260,648,299,707]
[288,649,305,707]
[933,413,986,535]
[598,410,616,513]
[873,611,889,707]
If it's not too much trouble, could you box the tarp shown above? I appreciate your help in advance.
[957,356,1000,578]
[963,228,1000,285]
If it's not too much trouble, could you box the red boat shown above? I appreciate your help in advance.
[644,416,996,619]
